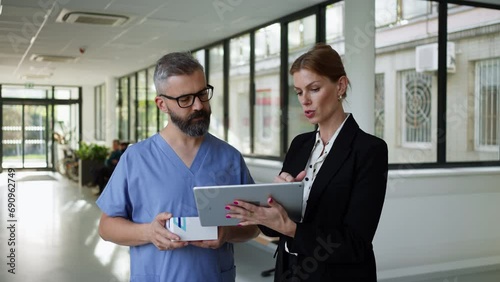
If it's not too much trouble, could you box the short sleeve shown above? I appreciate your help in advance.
[96,152,131,218]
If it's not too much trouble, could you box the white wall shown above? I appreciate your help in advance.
[244,158,500,281]
[81,85,97,143]
[80,78,117,146]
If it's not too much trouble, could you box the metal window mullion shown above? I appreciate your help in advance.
[496,59,500,151]
[250,31,255,154]
[437,0,447,163]
[22,105,25,168]
[479,81,482,146]
[45,104,49,169]
[489,60,494,145]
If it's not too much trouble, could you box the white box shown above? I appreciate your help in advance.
[166,216,218,241]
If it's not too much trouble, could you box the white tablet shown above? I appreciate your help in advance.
[193,182,304,226]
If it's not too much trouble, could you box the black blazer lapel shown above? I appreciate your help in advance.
[302,115,359,220]
[282,132,316,177]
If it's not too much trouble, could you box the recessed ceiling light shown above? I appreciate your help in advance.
[30,54,79,63]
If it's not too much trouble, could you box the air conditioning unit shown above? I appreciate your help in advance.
[415,42,456,73]
[56,9,128,26]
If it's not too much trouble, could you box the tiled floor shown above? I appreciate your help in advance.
[0,171,274,282]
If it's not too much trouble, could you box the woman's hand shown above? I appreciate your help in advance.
[228,171,305,237]
[226,197,297,238]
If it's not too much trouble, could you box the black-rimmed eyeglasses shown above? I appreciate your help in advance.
[158,85,214,108]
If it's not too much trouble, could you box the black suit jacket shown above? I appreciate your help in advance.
[261,115,388,282]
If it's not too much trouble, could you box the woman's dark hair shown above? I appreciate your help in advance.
[289,43,347,85]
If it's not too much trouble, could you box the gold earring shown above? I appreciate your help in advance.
[338,95,342,101]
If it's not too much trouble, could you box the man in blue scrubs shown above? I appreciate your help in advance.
[96,52,259,282]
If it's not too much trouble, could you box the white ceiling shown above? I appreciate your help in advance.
[0,0,326,86]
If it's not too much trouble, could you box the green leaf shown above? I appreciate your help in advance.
[75,142,110,161]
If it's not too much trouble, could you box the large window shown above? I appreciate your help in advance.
[446,5,500,162]
[401,70,433,147]
[113,0,500,167]
[326,2,344,46]
[1,85,80,171]
[287,15,317,145]
[375,0,430,27]
[375,0,438,164]
[475,58,499,153]
[209,45,225,140]
[254,23,281,157]
[228,34,251,154]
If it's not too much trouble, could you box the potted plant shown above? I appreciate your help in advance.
[75,142,109,187]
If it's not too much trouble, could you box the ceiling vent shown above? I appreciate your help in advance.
[30,54,78,63]
[56,9,128,26]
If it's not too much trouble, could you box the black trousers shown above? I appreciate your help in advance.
[94,166,114,193]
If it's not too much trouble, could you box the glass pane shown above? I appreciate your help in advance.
[69,104,79,150]
[288,15,316,51]
[24,105,47,168]
[209,45,225,140]
[94,85,106,141]
[194,50,206,71]
[255,23,280,60]
[129,75,136,142]
[2,85,50,99]
[54,87,79,100]
[147,66,158,137]
[54,104,78,172]
[288,15,317,147]
[137,71,147,141]
[375,0,397,27]
[119,77,129,141]
[2,105,23,168]
[326,2,346,72]
[446,5,500,162]
[326,2,344,43]
[101,85,106,140]
[401,70,433,145]
[228,34,251,154]
[255,24,281,157]
[402,0,428,20]
[375,74,385,139]
[375,1,438,164]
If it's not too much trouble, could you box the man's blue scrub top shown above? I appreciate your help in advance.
[96,133,254,282]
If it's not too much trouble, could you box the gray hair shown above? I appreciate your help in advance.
[153,52,204,93]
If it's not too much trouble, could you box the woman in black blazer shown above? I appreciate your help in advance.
[228,43,388,281]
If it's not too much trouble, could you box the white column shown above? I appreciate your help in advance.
[105,76,117,144]
[343,0,376,134]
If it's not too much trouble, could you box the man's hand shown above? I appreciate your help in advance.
[274,171,306,183]
[149,212,188,250]
[189,226,229,249]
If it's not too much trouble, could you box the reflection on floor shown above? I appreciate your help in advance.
[0,171,274,282]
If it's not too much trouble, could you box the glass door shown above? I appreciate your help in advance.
[2,104,49,169]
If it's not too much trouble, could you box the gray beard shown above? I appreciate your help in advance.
[169,109,211,137]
